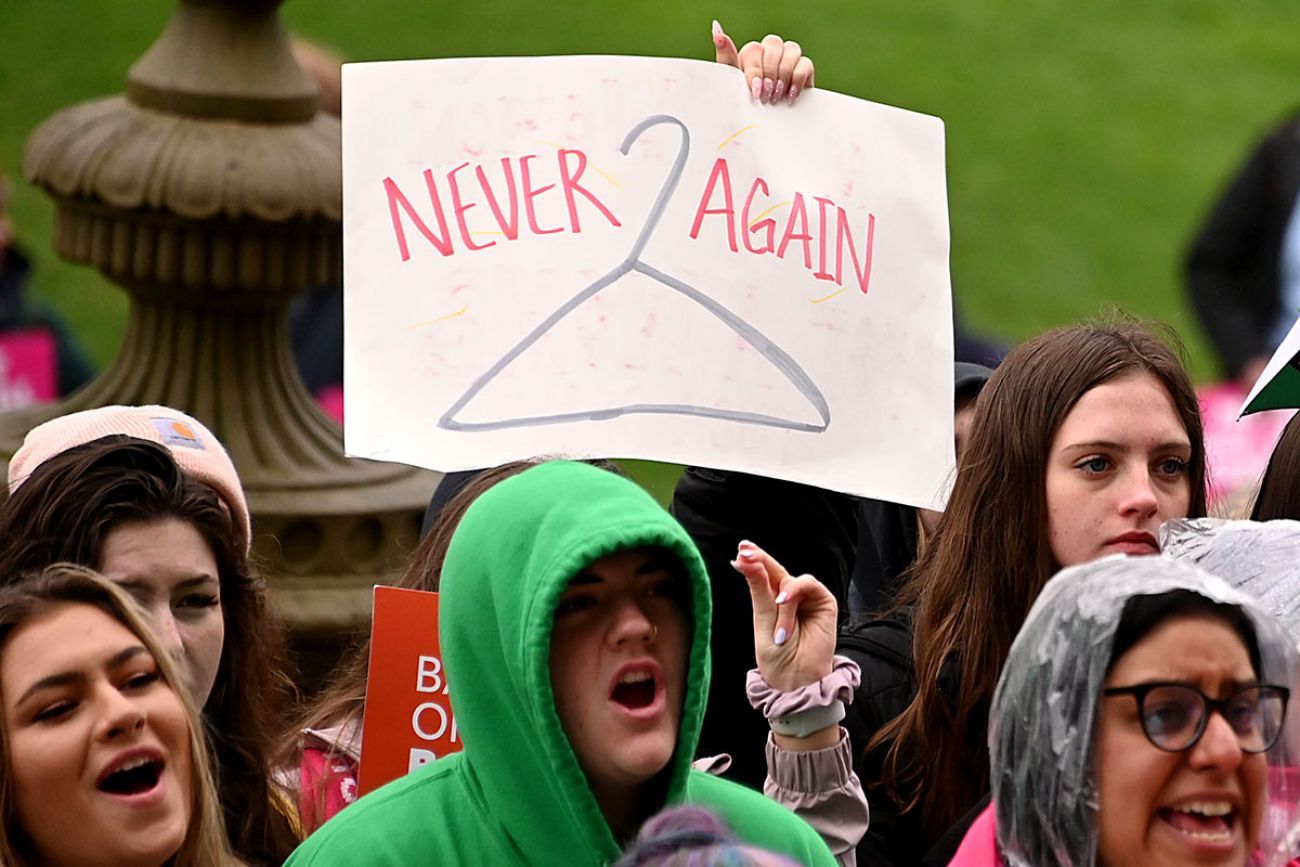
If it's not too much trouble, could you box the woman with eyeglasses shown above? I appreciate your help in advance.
[949,555,1300,867]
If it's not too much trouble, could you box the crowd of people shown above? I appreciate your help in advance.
[1,23,1299,867]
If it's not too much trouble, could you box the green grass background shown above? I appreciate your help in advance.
[2,1,1297,497]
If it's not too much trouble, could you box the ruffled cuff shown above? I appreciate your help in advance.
[746,655,861,720]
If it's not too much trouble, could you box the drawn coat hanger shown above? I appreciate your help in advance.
[438,114,831,433]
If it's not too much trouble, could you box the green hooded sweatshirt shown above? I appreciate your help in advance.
[286,461,835,866]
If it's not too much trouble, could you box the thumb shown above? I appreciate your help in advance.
[712,19,740,68]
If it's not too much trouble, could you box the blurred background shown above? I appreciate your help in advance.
[1,0,1296,499]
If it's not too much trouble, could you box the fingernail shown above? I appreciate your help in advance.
[774,627,788,646]
[751,77,762,101]
[712,19,724,43]
[788,84,800,104]
[762,77,775,103]
[730,559,743,573]
[773,79,787,101]
[739,549,759,560]
[775,591,788,604]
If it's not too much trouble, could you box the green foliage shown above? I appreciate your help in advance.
[2,0,1296,384]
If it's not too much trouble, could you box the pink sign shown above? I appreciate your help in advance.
[0,328,57,410]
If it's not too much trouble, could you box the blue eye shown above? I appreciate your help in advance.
[1157,457,1188,477]
[1077,456,1110,474]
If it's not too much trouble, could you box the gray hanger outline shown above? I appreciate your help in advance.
[438,114,831,433]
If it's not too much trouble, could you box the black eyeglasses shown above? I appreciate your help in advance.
[1103,682,1290,754]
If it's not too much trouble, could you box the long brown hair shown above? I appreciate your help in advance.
[0,437,297,863]
[869,321,1207,836]
[0,564,237,866]
[1252,412,1300,520]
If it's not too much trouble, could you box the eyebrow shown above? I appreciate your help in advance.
[115,574,219,594]
[15,645,150,707]
[1059,439,1191,453]
[566,552,679,587]
[1117,676,1264,694]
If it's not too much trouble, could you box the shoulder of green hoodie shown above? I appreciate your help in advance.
[284,759,835,867]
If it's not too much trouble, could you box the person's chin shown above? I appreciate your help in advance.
[615,730,677,782]
[102,779,190,858]
[78,818,186,867]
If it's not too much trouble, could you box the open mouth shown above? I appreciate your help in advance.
[98,757,164,796]
[611,670,658,710]
[1158,801,1237,845]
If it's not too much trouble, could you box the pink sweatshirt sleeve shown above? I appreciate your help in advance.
[764,728,869,867]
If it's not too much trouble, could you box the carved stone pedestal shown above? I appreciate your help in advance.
[12,0,437,636]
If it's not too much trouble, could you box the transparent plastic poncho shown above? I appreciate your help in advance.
[988,555,1300,867]
[1160,517,1300,646]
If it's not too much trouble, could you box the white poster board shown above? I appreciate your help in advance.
[343,56,954,508]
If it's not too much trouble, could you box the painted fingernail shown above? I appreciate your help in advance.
[774,79,787,101]
[730,559,743,572]
[788,84,801,104]
[751,77,762,100]
[712,19,724,44]
[775,591,788,604]
[762,77,775,103]
[739,549,759,560]
[774,627,788,646]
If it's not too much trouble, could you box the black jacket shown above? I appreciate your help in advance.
[849,499,918,618]
[1186,111,1300,379]
[839,610,985,867]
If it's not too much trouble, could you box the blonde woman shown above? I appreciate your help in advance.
[0,564,239,866]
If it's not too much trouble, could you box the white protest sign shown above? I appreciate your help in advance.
[343,56,954,508]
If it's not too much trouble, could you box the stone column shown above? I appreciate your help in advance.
[14,0,436,635]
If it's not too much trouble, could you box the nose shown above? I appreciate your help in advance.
[607,596,658,648]
[1188,711,1245,773]
[94,684,147,743]
[1117,465,1159,520]
[146,606,187,673]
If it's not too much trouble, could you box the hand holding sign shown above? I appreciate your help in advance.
[712,22,815,104]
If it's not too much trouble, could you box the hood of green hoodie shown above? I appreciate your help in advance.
[439,461,712,862]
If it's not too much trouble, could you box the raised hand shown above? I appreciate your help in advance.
[731,540,837,693]
[712,21,815,105]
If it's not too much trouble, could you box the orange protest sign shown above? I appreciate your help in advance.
[358,585,462,796]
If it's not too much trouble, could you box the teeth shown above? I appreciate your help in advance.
[1182,829,1233,843]
[114,757,153,774]
[1177,801,1233,818]
[618,671,651,685]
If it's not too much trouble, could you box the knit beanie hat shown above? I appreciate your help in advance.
[8,405,252,547]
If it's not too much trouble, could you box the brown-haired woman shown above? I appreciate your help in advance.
[0,435,298,864]
[1252,412,1300,520]
[840,321,1208,866]
[0,563,239,866]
